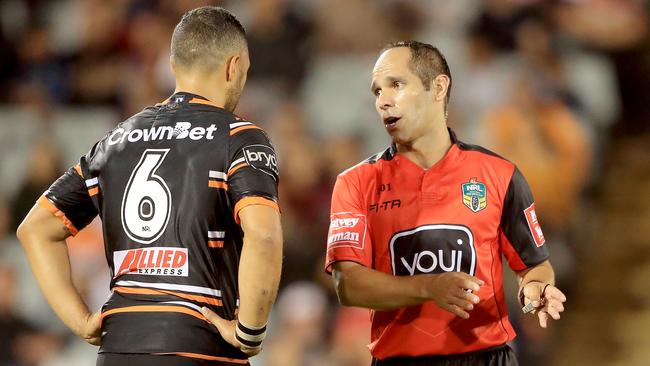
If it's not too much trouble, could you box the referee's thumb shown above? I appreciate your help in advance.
[522,283,542,308]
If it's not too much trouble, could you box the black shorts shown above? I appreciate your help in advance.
[371,344,517,366]
[96,353,250,366]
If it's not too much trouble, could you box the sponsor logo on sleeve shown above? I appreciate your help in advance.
[327,213,366,250]
[242,144,279,178]
[113,247,188,277]
[524,203,545,247]
[390,225,476,276]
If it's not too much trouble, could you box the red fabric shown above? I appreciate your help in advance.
[326,144,529,359]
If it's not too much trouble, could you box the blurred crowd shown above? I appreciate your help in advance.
[1,0,649,365]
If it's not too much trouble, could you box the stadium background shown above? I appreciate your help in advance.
[1,0,649,365]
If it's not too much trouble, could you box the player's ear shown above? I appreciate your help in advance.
[433,75,450,103]
[169,55,177,77]
[225,54,241,83]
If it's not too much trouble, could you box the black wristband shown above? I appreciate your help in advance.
[235,321,267,348]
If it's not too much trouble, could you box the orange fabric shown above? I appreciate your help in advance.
[73,164,83,177]
[230,125,262,136]
[113,286,222,307]
[207,240,224,248]
[234,197,280,224]
[101,305,207,323]
[208,181,228,190]
[154,352,248,364]
[227,163,248,176]
[189,98,221,108]
[36,196,79,236]
[88,187,99,196]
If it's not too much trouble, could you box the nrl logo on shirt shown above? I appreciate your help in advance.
[461,178,487,213]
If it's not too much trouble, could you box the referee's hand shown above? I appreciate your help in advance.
[200,307,262,357]
[425,272,484,319]
[521,282,567,328]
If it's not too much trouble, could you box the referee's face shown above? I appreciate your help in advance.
[371,47,437,146]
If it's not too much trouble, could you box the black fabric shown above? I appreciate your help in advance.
[96,353,249,366]
[371,344,518,366]
[500,167,550,267]
[44,166,98,231]
[42,92,278,359]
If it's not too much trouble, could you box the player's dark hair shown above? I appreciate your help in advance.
[382,40,452,112]
[171,6,247,70]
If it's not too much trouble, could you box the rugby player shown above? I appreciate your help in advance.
[325,41,567,366]
[17,6,282,366]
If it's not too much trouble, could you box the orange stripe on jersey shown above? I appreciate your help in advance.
[229,125,262,136]
[208,181,228,190]
[207,240,224,248]
[154,352,248,364]
[73,164,83,177]
[37,196,79,236]
[101,305,207,323]
[227,163,248,176]
[234,197,280,224]
[189,98,221,108]
[88,187,99,196]
[113,286,222,307]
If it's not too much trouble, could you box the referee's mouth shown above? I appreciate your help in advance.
[384,116,401,130]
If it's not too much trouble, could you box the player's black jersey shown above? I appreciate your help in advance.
[39,92,280,363]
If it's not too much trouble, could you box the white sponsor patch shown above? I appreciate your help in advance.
[327,213,366,250]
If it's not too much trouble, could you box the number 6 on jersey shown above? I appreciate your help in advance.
[121,149,172,244]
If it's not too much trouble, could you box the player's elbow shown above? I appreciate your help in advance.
[16,215,33,243]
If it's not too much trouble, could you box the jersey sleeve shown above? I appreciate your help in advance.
[38,164,98,236]
[499,167,550,271]
[227,127,280,224]
[325,173,373,274]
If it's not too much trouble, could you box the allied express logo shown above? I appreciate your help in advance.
[114,247,188,277]
[462,178,487,213]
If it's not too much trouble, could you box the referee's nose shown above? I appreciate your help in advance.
[378,91,395,111]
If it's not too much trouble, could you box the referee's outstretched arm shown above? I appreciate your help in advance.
[202,204,283,356]
[333,261,484,319]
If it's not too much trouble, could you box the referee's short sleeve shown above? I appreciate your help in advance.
[499,167,550,271]
[325,172,373,274]
[226,126,280,224]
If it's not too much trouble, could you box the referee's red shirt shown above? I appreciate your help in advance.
[325,129,549,359]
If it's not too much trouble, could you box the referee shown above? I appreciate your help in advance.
[17,7,282,366]
[325,41,567,365]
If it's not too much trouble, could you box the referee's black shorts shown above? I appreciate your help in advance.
[371,344,517,366]
[96,353,249,366]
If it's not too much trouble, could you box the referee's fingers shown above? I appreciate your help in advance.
[444,303,470,319]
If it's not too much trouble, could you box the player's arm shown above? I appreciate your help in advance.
[332,261,482,318]
[500,167,566,328]
[201,127,282,356]
[16,165,101,345]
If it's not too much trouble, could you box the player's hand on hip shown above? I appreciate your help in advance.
[201,307,261,357]
[79,311,102,346]
[426,272,484,319]
[522,282,567,328]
